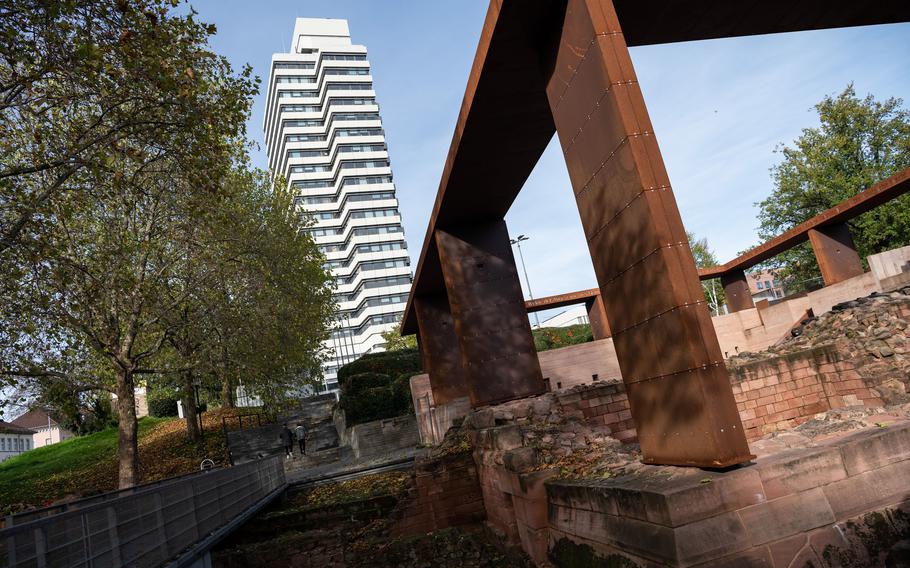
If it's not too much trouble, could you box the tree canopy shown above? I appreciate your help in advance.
[756,85,910,290]
[0,0,335,487]
[687,232,726,315]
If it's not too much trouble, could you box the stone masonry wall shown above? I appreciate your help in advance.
[390,450,486,537]
[546,421,910,567]
[729,345,884,440]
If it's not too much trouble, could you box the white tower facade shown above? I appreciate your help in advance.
[264,18,411,393]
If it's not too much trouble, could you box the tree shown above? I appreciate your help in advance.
[756,85,910,290]
[687,232,726,315]
[380,329,417,351]
[160,169,335,426]
[0,0,253,255]
[0,0,257,488]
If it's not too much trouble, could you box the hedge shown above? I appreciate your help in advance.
[532,323,593,352]
[337,348,421,388]
[337,349,422,426]
[148,397,179,418]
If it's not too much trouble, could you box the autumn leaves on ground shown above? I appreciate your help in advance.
[0,410,244,515]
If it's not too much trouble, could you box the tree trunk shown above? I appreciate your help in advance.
[116,368,139,489]
[183,370,202,448]
[220,374,234,408]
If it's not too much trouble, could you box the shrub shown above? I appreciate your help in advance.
[337,348,421,388]
[532,323,593,352]
[337,348,422,426]
[148,397,179,418]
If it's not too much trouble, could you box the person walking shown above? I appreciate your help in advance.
[295,422,307,456]
[280,423,293,460]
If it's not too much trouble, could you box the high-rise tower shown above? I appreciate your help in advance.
[264,18,411,393]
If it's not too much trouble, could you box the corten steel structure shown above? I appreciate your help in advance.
[524,288,611,340]
[699,167,910,313]
[401,0,910,467]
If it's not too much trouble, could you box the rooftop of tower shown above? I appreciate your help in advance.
[290,18,352,53]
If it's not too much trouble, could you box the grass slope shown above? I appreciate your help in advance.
[0,410,239,514]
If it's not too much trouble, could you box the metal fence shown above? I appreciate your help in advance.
[0,457,285,568]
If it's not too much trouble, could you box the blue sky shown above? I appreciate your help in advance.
[190,1,910,301]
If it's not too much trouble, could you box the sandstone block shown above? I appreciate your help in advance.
[738,488,835,545]
[756,447,847,500]
[822,459,910,519]
[835,422,910,476]
[674,511,752,566]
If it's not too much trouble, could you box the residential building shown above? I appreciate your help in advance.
[0,421,36,462]
[748,269,786,302]
[264,18,412,393]
[11,408,73,449]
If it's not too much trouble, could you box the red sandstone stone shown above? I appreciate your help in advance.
[823,454,910,519]
[737,488,835,545]
[675,511,752,565]
[755,447,848,501]
[767,533,809,568]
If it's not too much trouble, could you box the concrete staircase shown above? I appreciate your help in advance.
[226,394,339,465]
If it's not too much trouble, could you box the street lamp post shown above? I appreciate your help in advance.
[510,234,541,328]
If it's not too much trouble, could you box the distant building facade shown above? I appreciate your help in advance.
[0,421,36,462]
[540,305,590,328]
[263,18,412,393]
[748,269,786,302]
[11,408,73,449]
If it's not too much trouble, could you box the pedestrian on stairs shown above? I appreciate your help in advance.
[280,423,293,460]
[295,423,306,456]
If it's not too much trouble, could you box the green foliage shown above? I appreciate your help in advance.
[337,348,421,388]
[337,350,422,426]
[756,85,910,291]
[148,398,179,418]
[380,329,418,351]
[0,417,168,512]
[0,0,333,487]
[687,231,727,315]
[533,324,593,352]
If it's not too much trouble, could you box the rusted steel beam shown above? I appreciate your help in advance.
[545,0,752,467]
[586,294,612,340]
[524,288,601,313]
[721,270,754,313]
[808,223,865,286]
[414,293,471,405]
[436,221,546,407]
[699,168,910,281]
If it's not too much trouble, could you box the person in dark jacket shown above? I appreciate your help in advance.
[295,423,306,456]
[280,423,293,460]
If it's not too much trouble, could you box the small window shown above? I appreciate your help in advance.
[756,281,763,290]
[764,280,771,289]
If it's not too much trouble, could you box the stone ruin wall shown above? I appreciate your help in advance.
[398,288,910,566]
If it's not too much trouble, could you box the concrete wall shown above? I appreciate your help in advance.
[869,244,910,281]
[348,414,419,460]
[538,339,621,391]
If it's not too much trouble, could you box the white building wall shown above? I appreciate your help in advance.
[0,433,34,462]
[540,305,590,328]
[264,18,412,394]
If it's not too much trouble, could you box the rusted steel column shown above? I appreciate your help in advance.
[808,223,864,285]
[413,294,470,405]
[720,270,754,312]
[544,0,752,467]
[585,294,612,339]
[435,221,545,407]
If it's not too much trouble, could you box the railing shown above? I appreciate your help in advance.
[0,456,285,568]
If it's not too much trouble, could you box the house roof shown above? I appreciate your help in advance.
[10,408,60,429]
[0,420,36,435]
